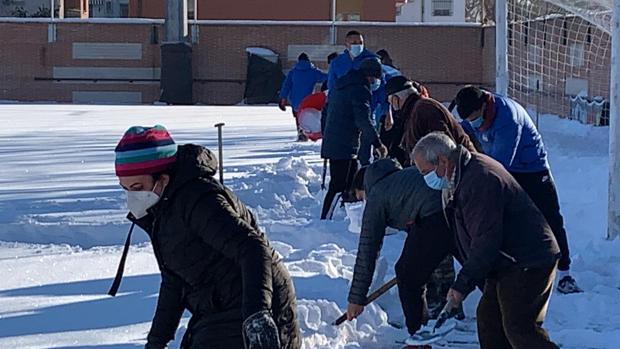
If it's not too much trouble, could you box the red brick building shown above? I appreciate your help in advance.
[129,0,396,22]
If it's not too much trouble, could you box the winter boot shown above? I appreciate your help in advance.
[557,275,583,294]
[296,131,308,142]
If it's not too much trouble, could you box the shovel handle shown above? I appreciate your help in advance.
[333,277,398,326]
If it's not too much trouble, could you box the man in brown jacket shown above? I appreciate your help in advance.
[384,77,478,156]
[412,132,561,349]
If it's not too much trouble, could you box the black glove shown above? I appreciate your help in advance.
[243,310,281,349]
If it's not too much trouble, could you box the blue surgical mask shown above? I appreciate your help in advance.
[350,44,364,57]
[370,79,381,91]
[423,169,449,191]
[469,116,483,129]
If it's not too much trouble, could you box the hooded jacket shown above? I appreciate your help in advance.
[461,94,549,173]
[348,159,443,305]
[444,148,560,297]
[401,96,478,154]
[279,60,327,112]
[130,144,300,348]
[321,69,381,160]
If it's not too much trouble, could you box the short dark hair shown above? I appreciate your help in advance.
[346,30,362,38]
[455,86,485,119]
[352,166,368,192]
[298,52,309,61]
[327,52,338,64]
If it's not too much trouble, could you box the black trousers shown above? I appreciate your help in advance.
[511,170,571,271]
[395,212,456,334]
[477,263,559,349]
[320,159,358,219]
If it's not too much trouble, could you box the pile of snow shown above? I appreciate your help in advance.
[0,105,619,348]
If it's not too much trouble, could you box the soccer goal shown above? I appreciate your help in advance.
[495,0,619,239]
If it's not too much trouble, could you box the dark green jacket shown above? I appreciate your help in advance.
[348,159,443,304]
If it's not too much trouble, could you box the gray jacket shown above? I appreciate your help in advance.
[348,159,443,305]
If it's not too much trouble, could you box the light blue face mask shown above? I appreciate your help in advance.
[370,79,381,91]
[423,169,449,191]
[469,116,483,129]
[350,44,364,57]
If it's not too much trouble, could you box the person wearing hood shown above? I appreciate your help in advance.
[278,53,327,142]
[320,58,388,220]
[413,132,560,349]
[345,158,462,340]
[452,86,581,295]
[385,76,478,160]
[114,125,301,349]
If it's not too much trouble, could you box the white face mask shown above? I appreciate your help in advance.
[126,181,161,219]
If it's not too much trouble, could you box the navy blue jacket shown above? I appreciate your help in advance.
[321,69,381,160]
[279,60,327,112]
[462,94,549,173]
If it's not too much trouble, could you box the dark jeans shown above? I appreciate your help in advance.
[477,262,559,349]
[395,212,456,334]
[511,170,571,271]
[320,159,358,219]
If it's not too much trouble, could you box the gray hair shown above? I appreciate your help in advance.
[412,132,458,165]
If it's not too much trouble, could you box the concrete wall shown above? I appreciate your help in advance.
[0,20,494,105]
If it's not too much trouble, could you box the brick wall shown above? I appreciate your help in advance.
[0,20,494,105]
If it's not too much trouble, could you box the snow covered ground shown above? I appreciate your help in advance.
[0,104,619,349]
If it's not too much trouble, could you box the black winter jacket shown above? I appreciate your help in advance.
[130,144,300,348]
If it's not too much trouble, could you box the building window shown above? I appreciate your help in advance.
[570,43,585,68]
[105,1,112,14]
[432,0,453,17]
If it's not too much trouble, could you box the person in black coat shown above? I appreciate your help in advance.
[320,58,388,219]
[113,125,300,349]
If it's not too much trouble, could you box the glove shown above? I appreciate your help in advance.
[374,144,388,159]
[278,98,287,112]
[243,310,281,349]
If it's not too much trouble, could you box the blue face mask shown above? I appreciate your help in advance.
[423,169,449,191]
[469,116,483,129]
[349,44,364,57]
[370,79,381,91]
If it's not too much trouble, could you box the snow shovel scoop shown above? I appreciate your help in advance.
[332,277,398,326]
[403,299,459,346]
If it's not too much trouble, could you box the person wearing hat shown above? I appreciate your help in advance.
[379,76,427,166]
[452,86,582,294]
[114,125,301,349]
[320,58,388,219]
[278,53,327,142]
[384,76,478,158]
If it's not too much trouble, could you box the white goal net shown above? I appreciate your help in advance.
[507,0,613,125]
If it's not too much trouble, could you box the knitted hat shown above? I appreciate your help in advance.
[115,125,178,177]
[359,58,382,79]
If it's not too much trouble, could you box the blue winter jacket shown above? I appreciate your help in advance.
[321,69,381,160]
[279,60,327,111]
[463,94,549,173]
[326,49,378,94]
[372,64,401,124]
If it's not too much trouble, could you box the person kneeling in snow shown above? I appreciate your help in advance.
[413,132,560,349]
[345,158,462,338]
[113,125,300,349]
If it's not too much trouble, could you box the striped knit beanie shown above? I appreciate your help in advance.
[115,125,178,177]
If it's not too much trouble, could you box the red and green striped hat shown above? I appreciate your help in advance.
[115,125,178,177]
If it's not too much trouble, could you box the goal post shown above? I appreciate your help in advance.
[498,0,619,240]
